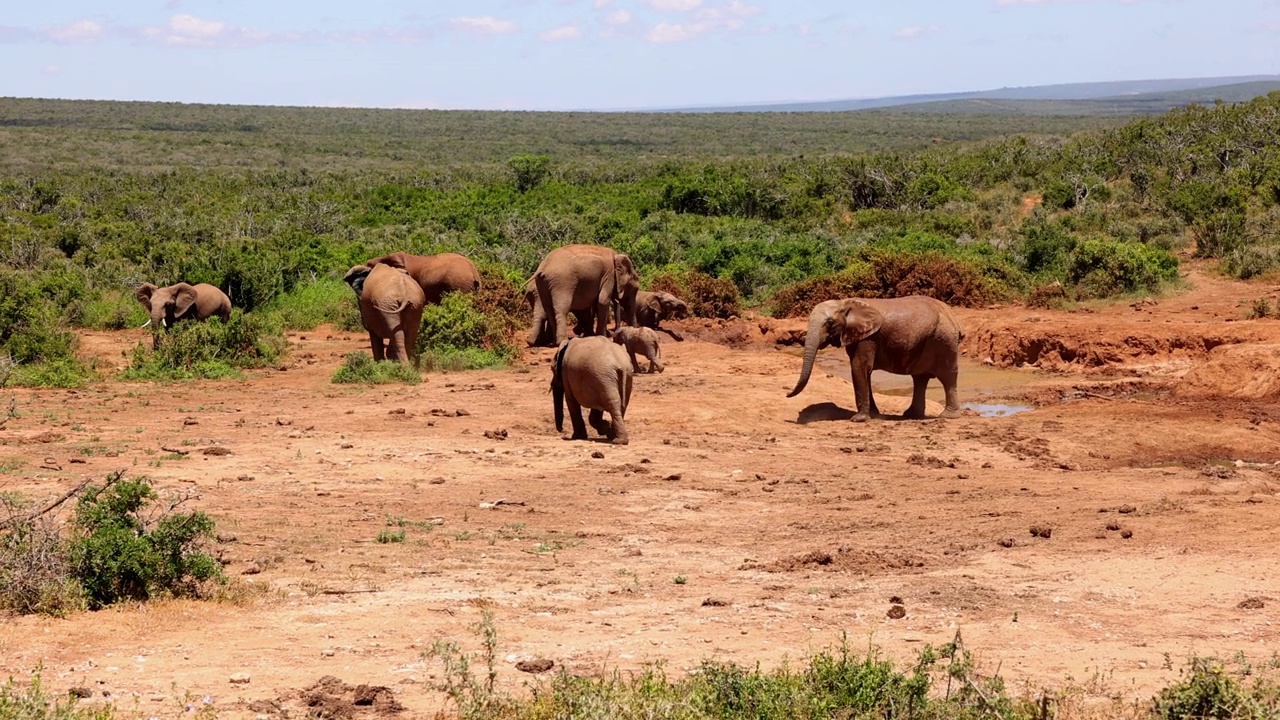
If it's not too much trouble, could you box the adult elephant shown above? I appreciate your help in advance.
[787,296,963,421]
[527,244,639,348]
[365,252,480,305]
[343,264,426,363]
[552,336,634,445]
[524,277,596,346]
[135,282,232,347]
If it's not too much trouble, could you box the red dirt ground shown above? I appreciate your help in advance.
[2,261,1279,718]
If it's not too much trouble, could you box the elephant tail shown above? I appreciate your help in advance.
[552,340,571,432]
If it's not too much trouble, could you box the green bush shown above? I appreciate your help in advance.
[73,289,149,331]
[0,671,114,719]
[0,269,80,366]
[260,278,357,331]
[9,359,94,389]
[330,352,421,384]
[649,271,742,319]
[68,475,222,609]
[120,310,285,381]
[1152,657,1273,720]
[416,292,519,371]
[1066,238,1180,297]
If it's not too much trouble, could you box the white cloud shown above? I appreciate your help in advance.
[539,24,582,41]
[893,24,940,39]
[594,0,611,6]
[645,0,702,12]
[45,20,104,44]
[41,64,62,75]
[605,9,634,25]
[449,16,519,36]
[645,0,762,42]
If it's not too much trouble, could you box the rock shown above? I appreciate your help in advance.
[591,450,604,459]
[997,538,1015,548]
[516,658,554,674]
[1120,529,1133,539]
[701,598,729,607]
[887,605,906,619]
[229,673,251,684]
[1118,504,1136,514]
[1029,524,1052,538]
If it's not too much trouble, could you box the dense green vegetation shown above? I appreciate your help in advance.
[2,92,1279,384]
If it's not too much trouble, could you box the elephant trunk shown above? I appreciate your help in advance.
[786,308,832,398]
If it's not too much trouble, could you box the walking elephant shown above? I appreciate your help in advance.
[612,326,664,373]
[527,245,639,347]
[552,336,634,445]
[524,277,597,346]
[787,296,963,421]
[365,252,480,305]
[134,282,232,348]
[343,264,426,363]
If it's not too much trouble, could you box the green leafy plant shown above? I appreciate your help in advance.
[330,352,421,384]
[416,292,519,371]
[120,310,285,381]
[68,475,223,609]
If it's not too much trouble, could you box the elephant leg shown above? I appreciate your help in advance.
[369,332,386,361]
[629,353,642,374]
[610,370,631,445]
[388,326,409,363]
[528,301,549,347]
[588,408,610,437]
[937,364,962,419]
[849,361,874,422]
[566,394,589,440]
[404,314,421,364]
[550,292,577,345]
[647,348,664,373]
[593,301,610,338]
[905,375,931,419]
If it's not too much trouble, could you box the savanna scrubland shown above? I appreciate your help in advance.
[2,94,1280,719]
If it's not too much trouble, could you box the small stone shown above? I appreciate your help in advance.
[887,605,906,619]
[591,450,605,459]
[1118,504,1136,514]
[997,538,1015,548]
[340,442,353,449]
[664,473,682,482]
[1029,524,1052,539]
[229,673,251,684]
[321,648,336,657]
[701,598,729,607]
[183,418,199,426]
[1120,529,1133,539]
[275,417,292,426]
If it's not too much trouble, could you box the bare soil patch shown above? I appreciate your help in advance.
[3,263,1280,716]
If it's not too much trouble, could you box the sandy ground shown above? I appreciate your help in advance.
[2,262,1280,718]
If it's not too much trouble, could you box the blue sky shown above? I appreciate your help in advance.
[2,1,1278,110]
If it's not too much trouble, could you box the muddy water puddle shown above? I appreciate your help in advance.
[813,356,1085,414]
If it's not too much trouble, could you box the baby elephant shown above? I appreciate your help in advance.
[611,326,664,373]
[552,336,634,445]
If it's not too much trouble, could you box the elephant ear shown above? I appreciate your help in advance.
[343,265,372,297]
[172,283,199,317]
[134,283,157,312]
[612,254,637,299]
[643,293,663,317]
[839,300,884,346]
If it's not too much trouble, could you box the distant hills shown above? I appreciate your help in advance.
[668,75,1280,115]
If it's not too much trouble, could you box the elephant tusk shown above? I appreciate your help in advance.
[140,320,152,329]
[161,318,168,328]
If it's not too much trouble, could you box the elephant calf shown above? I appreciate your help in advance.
[636,290,689,341]
[612,326,664,373]
[552,336,634,445]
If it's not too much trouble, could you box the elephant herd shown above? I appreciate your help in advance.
[136,244,967,446]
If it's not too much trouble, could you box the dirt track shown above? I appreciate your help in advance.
[2,262,1279,717]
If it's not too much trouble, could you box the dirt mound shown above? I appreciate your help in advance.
[1174,343,1280,400]
[281,675,403,719]
[746,547,929,574]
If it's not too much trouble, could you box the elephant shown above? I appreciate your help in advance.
[365,252,481,305]
[527,244,639,347]
[551,336,634,445]
[636,290,689,341]
[612,326,664,374]
[787,296,964,422]
[134,282,232,348]
[524,276,596,346]
[343,263,426,363]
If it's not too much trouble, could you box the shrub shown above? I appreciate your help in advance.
[120,310,285,381]
[0,269,80,366]
[68,475,222,609]
[1152,657,1269,720]
[0,500,86,617]
[9,359,94,389]
[649,271,742,319]
[1066,238,1180,297]
[74,289,149,331]
[416,291,520,371]
[260,278,357,331]
[330,352,421,384]
[767,270,874,318]
[509,154,551,193]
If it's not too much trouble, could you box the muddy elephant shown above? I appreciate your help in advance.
[527,245,639,347]
[343,264,426,363]
[134,282,232,348]
[612,326,664,374]
[787,296,963,421]
[636,290,689,341]
[552,336,634,445]
[365,252,480,305]
[524,276,597,346]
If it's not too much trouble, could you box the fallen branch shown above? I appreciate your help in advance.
[160,446,190,456]
[319,588,381,595]
[0,468,125,530]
